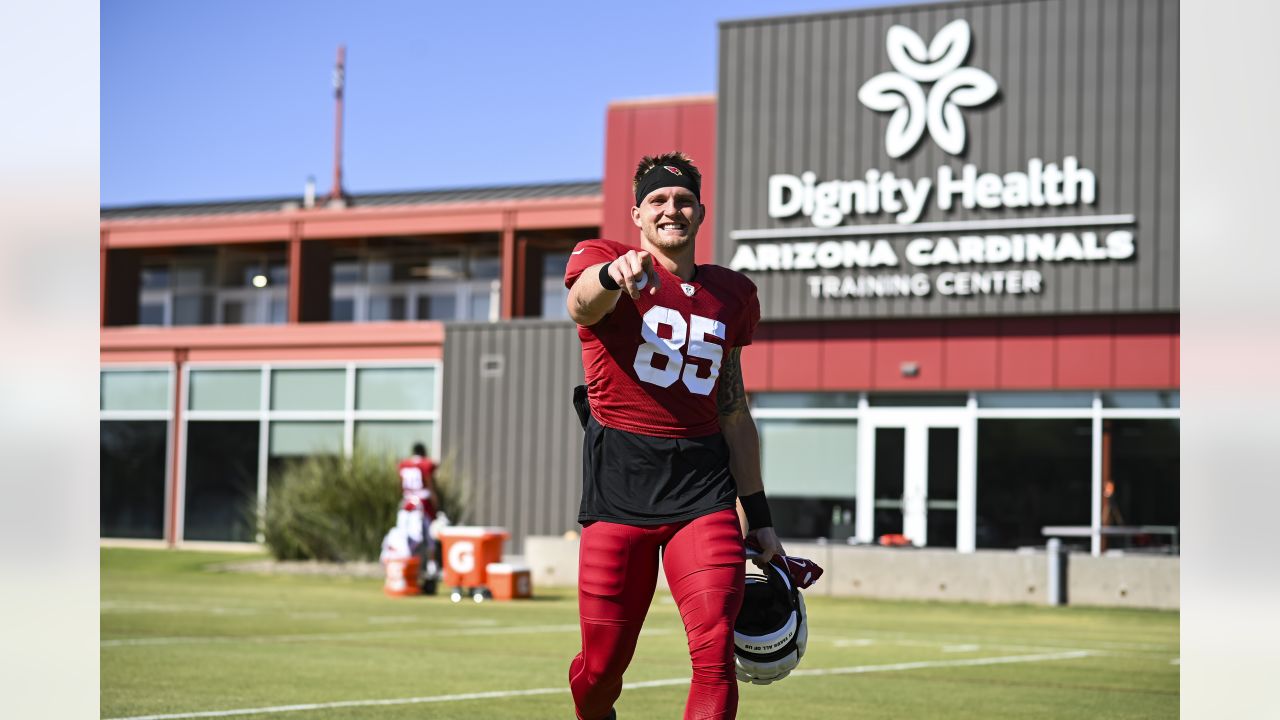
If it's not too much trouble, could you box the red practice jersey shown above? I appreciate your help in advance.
[398,456,437,518]
[565,238,760,438]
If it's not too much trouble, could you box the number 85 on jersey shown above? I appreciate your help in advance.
[633,305,725,396]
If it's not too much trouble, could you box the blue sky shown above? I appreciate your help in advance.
[101,0,895,206]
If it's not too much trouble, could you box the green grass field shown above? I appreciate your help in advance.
[101,548,1178,719]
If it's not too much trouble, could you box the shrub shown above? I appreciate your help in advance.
[260,451,400,562]
[258,450,469,562]
[431,452,469,525]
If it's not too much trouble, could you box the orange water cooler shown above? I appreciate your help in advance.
[486,563,533,600]
[438,526,509,602]
[383,557,421,597]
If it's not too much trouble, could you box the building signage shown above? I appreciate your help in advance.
[717,2,1177,317]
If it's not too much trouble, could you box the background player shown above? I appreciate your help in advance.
[564,151,782,719]
[398,442,440,584]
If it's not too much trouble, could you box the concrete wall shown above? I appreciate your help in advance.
[525,536,1178,609]
[1068,553,1179,610]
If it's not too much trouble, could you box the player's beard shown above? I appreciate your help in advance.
[643,218,698,254]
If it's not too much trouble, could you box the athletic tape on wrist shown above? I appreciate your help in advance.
[741,491,773,530]
[598,263,621,291]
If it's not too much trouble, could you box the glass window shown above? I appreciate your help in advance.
[542,281,570,320]
[469,254,500,280]
[102,370,169,411]
[1105,419,1179,551]
[271,369,345,411]
[926,427,960,548]
[368,294,407,321]
[269,421,343,455]
[267,421,344,487]
[977,392,1094,408]
[543,250,571,277]
[977,419,1092,549]
[140,266,170,290]
[173,265,209,289]
[873,427,905,538]
[1103,391,1180,409]
[332,297,355,322]
[270,297,288,324]
[333,261,360,284]
[221,299,248,324]
[356,367,435,411]
[101,420,167,539]
[183,421,260,542]
[868,393,967,407]
[541,250,573,320]
[139,303,165,326]
[268,261,289,286]
[468,288,492,322]
[355,420,434,457]
[366,259,393,284]
[753,392,861,409]
[173,293,213,325]
[188,369,262,411]
[417,293,457,321]
[771,498,858,541]
[758,419,857,498]
[222,257,264,288]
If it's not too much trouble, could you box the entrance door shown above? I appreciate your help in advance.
[857,409,975,550]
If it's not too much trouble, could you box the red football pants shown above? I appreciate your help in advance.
[568,508,745,720]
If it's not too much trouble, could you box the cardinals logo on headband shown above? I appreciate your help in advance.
[663,165,683,176]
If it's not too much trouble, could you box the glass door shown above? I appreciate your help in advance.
[858,408,974,549]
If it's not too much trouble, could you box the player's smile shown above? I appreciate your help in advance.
[640,186,701,248]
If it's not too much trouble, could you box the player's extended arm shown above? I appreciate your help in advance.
[718,347,785,565]
[566,251,661,326]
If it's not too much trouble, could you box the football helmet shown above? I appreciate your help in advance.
[734,558,808,684]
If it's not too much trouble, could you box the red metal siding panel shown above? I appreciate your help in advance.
[872,321,945,390]
[997,318,1056,389]
[601,98,719,256]
[742,324,772,392]
[1113,315,1175,388]
[943,320,1000,389]
[767,323,823,390]
[819,322,874,390]
[602,105,636,244]
[678,101,718,267]
[1055,317,1115,388]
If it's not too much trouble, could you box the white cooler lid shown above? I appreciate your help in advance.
[438,526,509,538]
[485,562,530,573]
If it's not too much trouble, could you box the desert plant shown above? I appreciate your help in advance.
[430,451,469,525]
[258,450,401,562]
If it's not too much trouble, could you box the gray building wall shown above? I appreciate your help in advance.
[441,321,585,554]
[717,0,1178,319]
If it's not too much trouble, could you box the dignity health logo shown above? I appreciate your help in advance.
[858,19,997,158]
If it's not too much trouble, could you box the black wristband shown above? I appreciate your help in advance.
[598,263,621,291]
[740,491,773,530]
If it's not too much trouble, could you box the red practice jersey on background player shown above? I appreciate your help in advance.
[565,238,760,438]
[398,455,437,519]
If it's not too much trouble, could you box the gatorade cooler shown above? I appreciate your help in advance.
[439,526,509,590]
[486,563,532,601]
[383,556,421,597]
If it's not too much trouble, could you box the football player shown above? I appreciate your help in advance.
[398,443,439,584]
[564,151,783,720]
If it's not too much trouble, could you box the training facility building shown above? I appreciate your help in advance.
[101,0,1178,558]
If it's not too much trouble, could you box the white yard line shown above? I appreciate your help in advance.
[102,624,672,648]
[832,627,1177,653]
[104,650,1093,720]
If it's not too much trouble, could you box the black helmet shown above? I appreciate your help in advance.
[734,558,808,684]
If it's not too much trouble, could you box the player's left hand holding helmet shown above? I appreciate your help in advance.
[733,557,808,684]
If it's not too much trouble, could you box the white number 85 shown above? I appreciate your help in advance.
[632,305,725,396]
